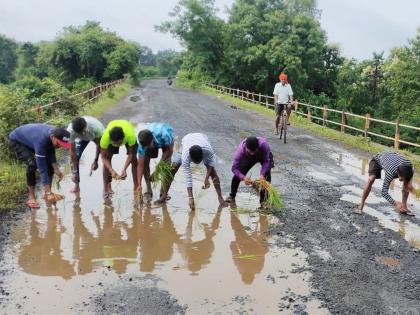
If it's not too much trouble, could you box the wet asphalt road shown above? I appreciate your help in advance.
[1,79,420,314]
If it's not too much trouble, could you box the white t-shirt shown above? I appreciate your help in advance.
[273,83,293,104]
[181,133,216,188]
[67,116,104,143]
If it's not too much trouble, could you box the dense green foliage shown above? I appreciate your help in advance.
[159,0,419,150]
[139,47,182,77]
[0,21,143,159]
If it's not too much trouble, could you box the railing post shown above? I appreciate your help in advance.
[246,90,249,101]
[265,97,269,108]
[307,105,312,122]
[394,118,400,150]
[294,100,298,111]
[259,93,261,103]
[323,105,328,126]
[341,110,345,133]
[364,113,371,138]
[237,88,240,98]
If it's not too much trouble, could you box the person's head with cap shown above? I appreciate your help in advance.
[50,128,71,149]
[279,73,288,85]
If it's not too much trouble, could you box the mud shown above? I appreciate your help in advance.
[1,80,420,314]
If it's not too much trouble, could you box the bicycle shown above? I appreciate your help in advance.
[276,102,288,143]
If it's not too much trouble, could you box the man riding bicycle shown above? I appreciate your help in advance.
[273,73,294,135]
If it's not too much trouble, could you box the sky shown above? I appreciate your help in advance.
[0,0,419,60]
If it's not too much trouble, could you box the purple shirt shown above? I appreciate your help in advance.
[232,137,271,180]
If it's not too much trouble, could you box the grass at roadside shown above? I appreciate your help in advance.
[0,159,26,209]
[83,82,131,117]
[0,82,132,210]
[184,82,420,170]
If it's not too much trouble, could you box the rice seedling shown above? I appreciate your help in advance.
[253,179,283,211]
[151,160,173,188]
[236,254,260,260]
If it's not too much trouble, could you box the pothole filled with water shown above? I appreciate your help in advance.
[1,124,328,314]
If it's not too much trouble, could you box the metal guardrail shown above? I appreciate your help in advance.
[26,79,125,122]
[207,83,420,150]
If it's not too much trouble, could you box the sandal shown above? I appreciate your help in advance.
[353,208,363,215]
[225,196,235,203]
[143,192,153,198]
[26,199,40,209]
[400,210,415,216]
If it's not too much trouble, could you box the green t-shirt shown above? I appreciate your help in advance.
[100,120,137,149]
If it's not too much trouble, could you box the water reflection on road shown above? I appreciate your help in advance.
[3,138,327,314]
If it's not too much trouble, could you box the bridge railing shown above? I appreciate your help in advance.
[25,79,125,123]
[207,83,420,150]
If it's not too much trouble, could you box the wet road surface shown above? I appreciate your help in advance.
[1,80,419,314]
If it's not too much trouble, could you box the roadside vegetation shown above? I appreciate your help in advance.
[159,0,419,153]
[183,82,420,170]
[0,21,183,210]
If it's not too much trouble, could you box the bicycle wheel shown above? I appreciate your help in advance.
[279,112,284,140]
[283,113,287,144]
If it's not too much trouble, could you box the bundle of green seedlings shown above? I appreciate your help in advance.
[253,178,283,210]
[151,160,173,188]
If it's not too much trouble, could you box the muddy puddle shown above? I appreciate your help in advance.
[2,124,328,314]
[308,149,420,249]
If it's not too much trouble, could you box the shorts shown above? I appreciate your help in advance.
[108,142,138,155]
[275,103,286,116]
[368,158,382,179]
[147,147,159,159]
[275,103,295,116]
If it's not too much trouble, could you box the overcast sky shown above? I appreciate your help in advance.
[0,0,419,60]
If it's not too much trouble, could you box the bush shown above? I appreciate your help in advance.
[141,66,161,78]
[176,69,211,89]
[71,77,97,92]
[0,85,34,156]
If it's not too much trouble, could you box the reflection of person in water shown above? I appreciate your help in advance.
[230,212,269,284]
[138,204,180,272]
[18,207,75,279]
[72,199,180,274]
[178,207,222,274]
[72,200,138,275]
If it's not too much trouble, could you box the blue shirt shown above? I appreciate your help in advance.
[137,123,174,156]
[9,124,57,185]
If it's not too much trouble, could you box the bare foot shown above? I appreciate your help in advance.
[26,199,40,209]
[154,197,166,205]
[71,186,80,193]
[218,197,228,208]
[354,207,363,215]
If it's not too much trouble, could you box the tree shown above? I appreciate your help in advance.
[156,50,182,76]
[157,0,225,77]
[14,42,39,80]
[139,46,156,66]
[0,35,17,83]
[50,21,140,84]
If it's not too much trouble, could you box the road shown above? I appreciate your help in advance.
[0,79,419,315]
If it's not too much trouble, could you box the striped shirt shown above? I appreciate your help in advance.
[373,151,413,205]
[181,133,216,188]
